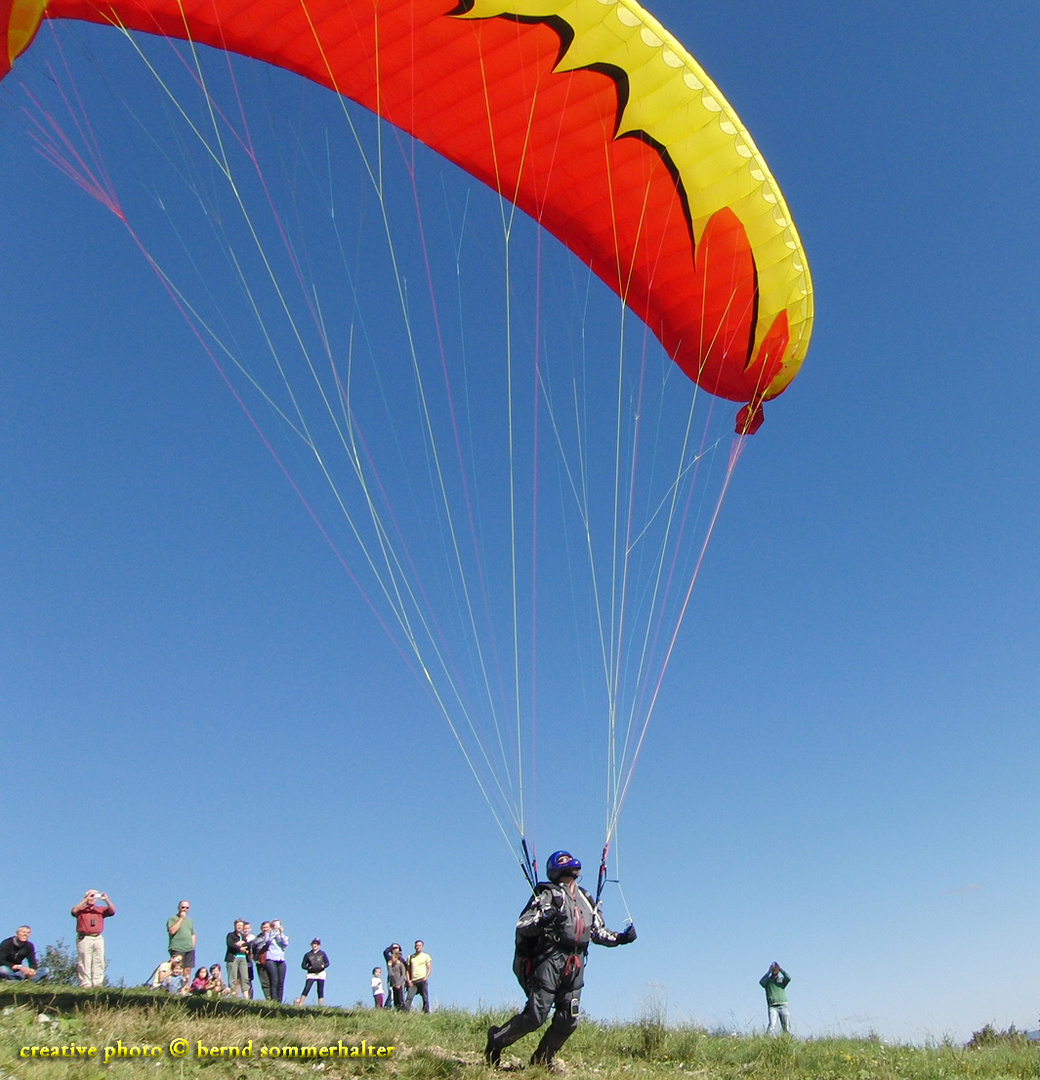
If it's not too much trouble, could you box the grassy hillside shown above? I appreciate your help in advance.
[2,985,1037,1079]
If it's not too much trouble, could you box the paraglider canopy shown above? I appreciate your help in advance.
[3,0,45,78]
[3,0,814,888]
[3,0,813,429]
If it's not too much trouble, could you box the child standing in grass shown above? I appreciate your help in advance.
[371,967,385,1008]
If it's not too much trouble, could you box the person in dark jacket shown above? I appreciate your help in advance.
[252,921,272,999]
[0,926,48,982]
[295,939,330,1005]
[485,850,636,1069]
[225,919,251,998]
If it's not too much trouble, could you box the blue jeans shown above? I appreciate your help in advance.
[0,965,50,982]
[767,1004,790,1035]
[265,960,286,1003]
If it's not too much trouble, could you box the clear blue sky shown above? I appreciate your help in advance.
[2,1,1039,1045]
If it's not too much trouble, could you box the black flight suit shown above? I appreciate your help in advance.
[487,880,635,1065]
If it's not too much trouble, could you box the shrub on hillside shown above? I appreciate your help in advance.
[966,1023,1026,1049]
[41,938,78,986]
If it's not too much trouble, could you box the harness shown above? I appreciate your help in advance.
[513,883,595,987]
[562,953,583,979]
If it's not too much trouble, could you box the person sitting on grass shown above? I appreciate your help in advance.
[190,966,210,995]
[147,960,171,988]
[162,957,187,995]
[209,964,230,996]
[0,926,49,983]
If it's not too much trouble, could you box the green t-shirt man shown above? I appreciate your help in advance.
[167,901,196,959]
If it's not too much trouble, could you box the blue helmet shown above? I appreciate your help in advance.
[546,851,581,883]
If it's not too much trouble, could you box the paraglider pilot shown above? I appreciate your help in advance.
[485,851,636,1069]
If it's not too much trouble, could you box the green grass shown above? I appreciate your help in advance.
[2,985,1038,1079]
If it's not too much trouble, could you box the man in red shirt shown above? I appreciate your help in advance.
[70,890,115,988]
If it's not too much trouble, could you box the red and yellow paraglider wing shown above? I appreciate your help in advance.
[3,0,47,76]
[11,0,813,408]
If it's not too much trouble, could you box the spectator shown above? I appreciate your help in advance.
[209,964,230,996]
[406,939,433,1013]
[371,966,384,1009]
[384,943,407,1010]
[162,956,187,995]
[0,926,48,982]
[760,962,792,1036]
[147,960,171,988]
[295,938,330,1006]
[225,919,251,999]
[252,922,272,999]
[189,966,210,995]
[257,920,289,1003]
[166,901,196,971]
[242,922,256,998]
[70,890,115,988]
